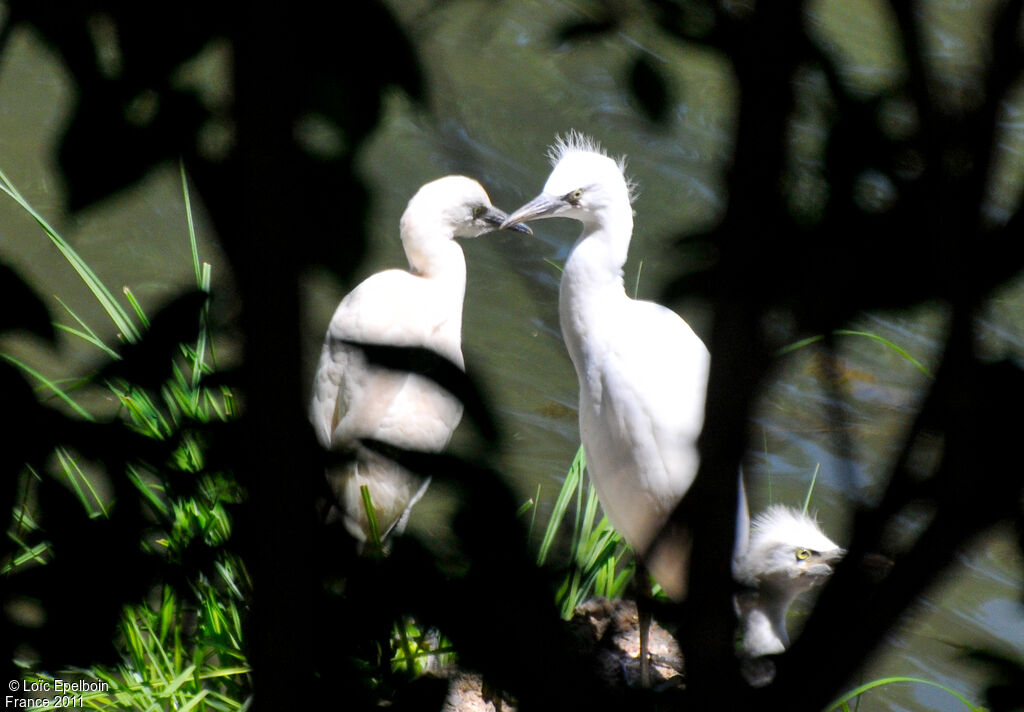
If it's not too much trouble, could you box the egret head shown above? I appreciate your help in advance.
[399,175,529,276]
[402,175,532,241]
[734,505,845,596]
[502,131,637,229]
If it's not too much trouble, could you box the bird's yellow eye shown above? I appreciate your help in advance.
[569,188,585,203]
[472,205,488,219]
[796,548,811,561]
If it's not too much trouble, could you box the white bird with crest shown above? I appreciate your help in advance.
[733,498,844,684]
[502,132,709,600]
[503,132,845,687]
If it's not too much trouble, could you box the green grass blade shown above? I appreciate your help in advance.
[833,329,932,376]
[0,165,139,343]
[161,665,198,696]
[127,465,170,517]
[778,329,932,377]
[177,691,211,712]
[180,161,202,289]
[577,476,601,555]
[55,297,121,358]
[530,483,541,537]
[1,353,94,420]
[191,263,214,394]
[180,163,215,393]
[543,257,564,273]
[56,447,108,517]
[5,538,49,570]
[826,676,983,711]
[515,496,535,518]
[361,485,383,550]
[802,462,821,515]
[122,286,150,329]
[538,445,585,565]
[777,334,824,355]
[55,323,119,359]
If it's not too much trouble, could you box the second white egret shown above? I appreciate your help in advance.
[311,175,529,548]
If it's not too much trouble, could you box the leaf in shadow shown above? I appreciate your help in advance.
[59,88,208,211]
[0,361,53,548]
[96,289,208,391]
[967,648,1024,712]
[630,54,672,125]
[8,476,158,669]
[556,17,620,43]
[0,261,55,342]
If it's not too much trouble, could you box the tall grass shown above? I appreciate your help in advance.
[534,445,633,619]
[2,164,251,711]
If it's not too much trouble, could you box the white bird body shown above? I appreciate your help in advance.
[311,176,527,544]
[562,259,709,598]
[504,136,842,685]
[504,133,710,600]
[311,267,467,450]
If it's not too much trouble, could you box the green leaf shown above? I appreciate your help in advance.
[826,676,984,711]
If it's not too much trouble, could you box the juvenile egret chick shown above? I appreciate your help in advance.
[502,132,709,601]
[311,175,529,547]
[733,505,844,684]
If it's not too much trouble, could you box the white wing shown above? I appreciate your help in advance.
[310,268,465,451]
[578,298,709,598]
[310,269,465,542]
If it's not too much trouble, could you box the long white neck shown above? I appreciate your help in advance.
[736,586,800,657]
[401,220,467,298]
[557,206,634,372]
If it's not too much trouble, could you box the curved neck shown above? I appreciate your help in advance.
[736,587,799,657]
[558,206,634,369]
[401,221,467,290]
[573,200,634,275]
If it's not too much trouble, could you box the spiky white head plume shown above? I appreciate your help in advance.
[735,505,843,591]
[734,504,845,681]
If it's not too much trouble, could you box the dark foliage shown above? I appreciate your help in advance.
[2,1,1023,711]
[95,290,209,389]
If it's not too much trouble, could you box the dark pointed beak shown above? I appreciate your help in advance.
[825,548,847,566]
[500,193,565,230]
[483,207,532,234]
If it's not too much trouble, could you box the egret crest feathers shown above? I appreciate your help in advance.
[547,130,639,204]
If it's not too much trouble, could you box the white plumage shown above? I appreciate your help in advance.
[502,133,843,688]
[733,504,844,667]
[502,132,710,600]
[311,175,528,545]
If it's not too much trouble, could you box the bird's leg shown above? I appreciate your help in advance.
[634,558,653,687]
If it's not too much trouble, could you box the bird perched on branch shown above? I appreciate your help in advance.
[502,131,708,601]
[310,175,529,549]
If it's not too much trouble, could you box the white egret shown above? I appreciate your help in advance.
[733,500,844,686]
[502,131,709,600]
[311,175,529,547]
[502,132,709,685]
